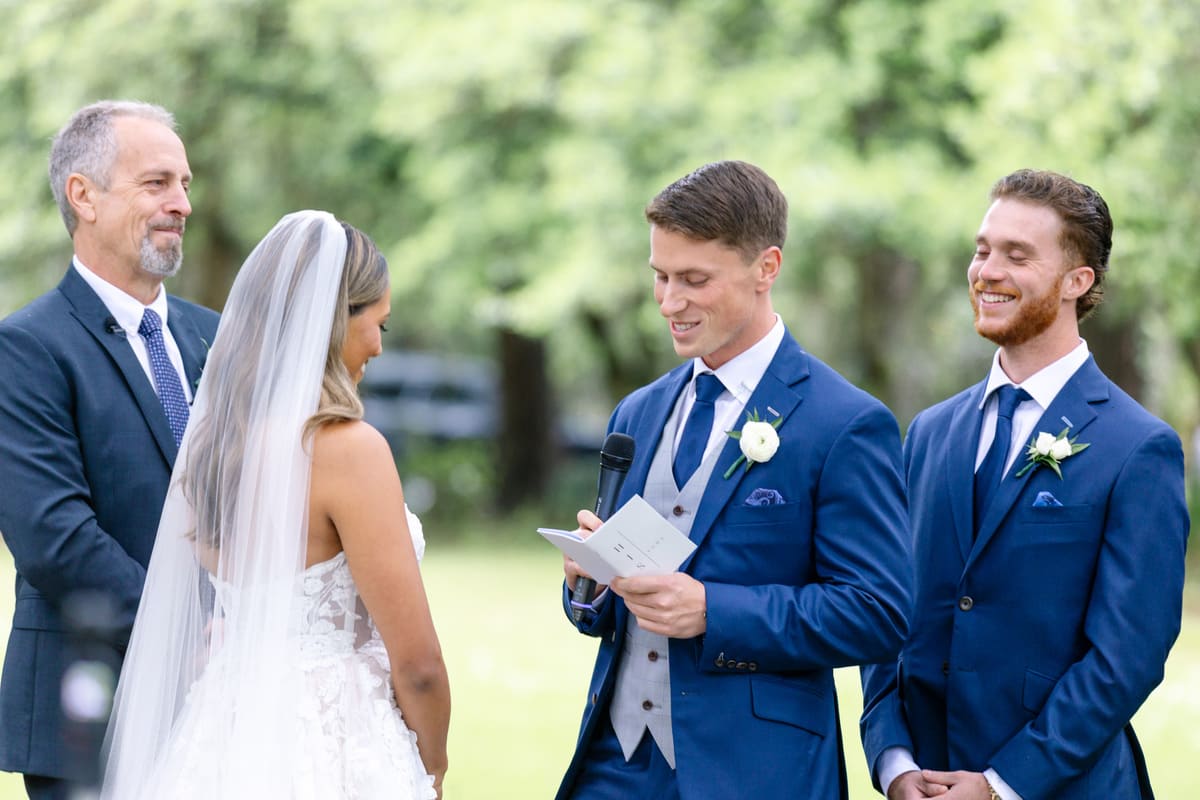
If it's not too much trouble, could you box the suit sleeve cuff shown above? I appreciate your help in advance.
[878,747,920,796]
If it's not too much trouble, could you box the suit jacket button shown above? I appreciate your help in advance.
[726,661,737,670]
[735,661,747,670]
[591,692,598,705]
[748,662,758,672]
[942,661,949,676]
[958,596,974,611]
[715,653,726,667]
[672,505,685,516]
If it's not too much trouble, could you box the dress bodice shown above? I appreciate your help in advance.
[170,507,435,799]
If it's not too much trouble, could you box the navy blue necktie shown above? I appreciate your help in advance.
[973,384,1031,531]
[139,309,190,446]
[673,373,724,488]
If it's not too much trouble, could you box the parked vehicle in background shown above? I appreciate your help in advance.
[360,350,604,456]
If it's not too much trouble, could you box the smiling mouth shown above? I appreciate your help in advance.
[672,321,699,333]
[979,292,1015,304]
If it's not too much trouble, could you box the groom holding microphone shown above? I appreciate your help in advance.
[556,160,912,799]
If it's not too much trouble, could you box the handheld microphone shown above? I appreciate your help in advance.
[571,432,635,621]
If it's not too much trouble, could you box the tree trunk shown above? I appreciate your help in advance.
[1082,311,1145,402]
[495,327,553,512]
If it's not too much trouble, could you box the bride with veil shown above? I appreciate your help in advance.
[99,210,450,799]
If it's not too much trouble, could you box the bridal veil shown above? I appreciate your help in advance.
[100,211,348,797]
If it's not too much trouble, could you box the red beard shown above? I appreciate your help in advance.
[970,272,1064,347]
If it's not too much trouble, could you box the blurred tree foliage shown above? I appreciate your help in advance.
[1,0,1197,504]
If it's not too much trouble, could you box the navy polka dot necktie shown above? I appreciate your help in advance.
[673,373,724,488]
[973,384,1031,531]
[138,309,190,447]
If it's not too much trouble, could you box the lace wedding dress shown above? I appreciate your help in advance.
[131,509,436,800]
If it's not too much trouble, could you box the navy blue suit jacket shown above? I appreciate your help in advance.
[557,331,912,800]
[0,267,218,778]
[861,356,1188,799]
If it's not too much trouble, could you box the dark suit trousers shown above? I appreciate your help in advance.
[24,774,68,800]
[568,713,680,800]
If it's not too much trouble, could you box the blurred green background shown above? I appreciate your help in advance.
[1,0,1198,795]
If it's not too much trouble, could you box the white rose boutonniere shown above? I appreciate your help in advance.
[723,409,783,479]
[1014,427,1089,479]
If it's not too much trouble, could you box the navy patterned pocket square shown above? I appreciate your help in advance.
[1032,491,1063,508]
[744,488,785,506]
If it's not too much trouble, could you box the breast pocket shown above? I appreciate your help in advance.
[724,501,803,527]
[1014,503,1096,543]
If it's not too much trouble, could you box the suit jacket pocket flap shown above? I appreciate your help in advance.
[1022,668,1059,713]
[750,676,827,736]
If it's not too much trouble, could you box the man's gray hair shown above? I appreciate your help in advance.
[49,100,177,236]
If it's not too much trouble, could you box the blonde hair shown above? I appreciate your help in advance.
[304,223,389,437]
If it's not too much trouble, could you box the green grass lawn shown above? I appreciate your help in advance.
[0,541,1194,798]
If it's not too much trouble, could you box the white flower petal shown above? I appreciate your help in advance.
[1034,432,1057,456]
[739,420,780,463]
[1050,438,1073,461]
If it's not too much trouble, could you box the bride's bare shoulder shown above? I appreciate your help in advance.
[310,419,394,473]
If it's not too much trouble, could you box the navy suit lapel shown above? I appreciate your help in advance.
[687,333,808,555]
[58,268,178,465]
[947,382,988,562]
[623,364,692,504]
[168,297,211,394]
[969,357,1106,562]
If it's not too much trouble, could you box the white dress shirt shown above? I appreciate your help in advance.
[73,257,194,403]
[673,314,786,461]
[878,339,1092,800]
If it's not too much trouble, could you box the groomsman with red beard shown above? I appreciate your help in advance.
[860,169,1188,800]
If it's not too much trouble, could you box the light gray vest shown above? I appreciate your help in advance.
[608,391,723,768]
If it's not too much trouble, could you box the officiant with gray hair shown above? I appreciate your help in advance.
[555,160,912,800]
[0,99,218,799]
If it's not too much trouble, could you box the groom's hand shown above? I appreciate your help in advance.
[611,573,706,638]
[563,509,606,593]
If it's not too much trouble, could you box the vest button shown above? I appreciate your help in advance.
[647,650,659,662]
[642,700,653,711]
[672,505,685,516]
[958,596,974,612]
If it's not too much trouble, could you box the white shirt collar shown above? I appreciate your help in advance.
[978,339,1091,411]
[73,256,169,336]
[690,315,785,402]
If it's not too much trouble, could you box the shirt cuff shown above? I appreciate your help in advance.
[878,747,920,795]
[985,768,1022,800]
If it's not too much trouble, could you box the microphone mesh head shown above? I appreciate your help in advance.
[599,432,635,471]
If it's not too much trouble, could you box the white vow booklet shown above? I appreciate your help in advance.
[538,494,697,585]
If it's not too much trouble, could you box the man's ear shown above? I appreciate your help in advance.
[1062,265,1095,300]
[65,173,98,225]
[757,246,782,291]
